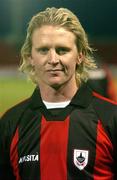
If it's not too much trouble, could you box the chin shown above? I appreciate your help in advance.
[49,81,63,90]
[50,83,61,89]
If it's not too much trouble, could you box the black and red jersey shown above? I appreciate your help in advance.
[0,83,117,180]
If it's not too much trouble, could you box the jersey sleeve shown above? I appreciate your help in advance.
[0,116,15,180]
[109,109,117,177]
[0,98,30,180]
[93,94,117,177]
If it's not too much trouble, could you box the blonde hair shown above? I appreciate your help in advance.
[20,7,96,86]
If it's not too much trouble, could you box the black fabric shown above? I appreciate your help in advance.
[93,96,117,177]
[0,83,117,179]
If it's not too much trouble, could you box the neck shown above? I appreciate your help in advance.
[38,82,78,102]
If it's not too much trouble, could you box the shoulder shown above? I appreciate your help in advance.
[92,91,117,145]
[92,91,117,120]
[0,87,41,129]
[92,91,117,113]
[93,91,117,105]
[0,87,40,133]
[1,98,30,121]
[0,97,31,136]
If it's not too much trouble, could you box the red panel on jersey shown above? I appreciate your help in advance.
[10,128,21,180]
[93,120,114,179]
[40,116,70,180]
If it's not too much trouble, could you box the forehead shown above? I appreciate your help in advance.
[32,25,76,45]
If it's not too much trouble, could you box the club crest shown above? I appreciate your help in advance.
[74,149,89,170]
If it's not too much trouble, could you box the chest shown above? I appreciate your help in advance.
[10,109,114,179]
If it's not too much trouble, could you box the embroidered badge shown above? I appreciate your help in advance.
[74,149,89,170]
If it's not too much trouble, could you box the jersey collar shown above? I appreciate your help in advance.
[70,82,93,108]
[30,82,93,109]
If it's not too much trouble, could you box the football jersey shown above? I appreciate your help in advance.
[0,83,117,180]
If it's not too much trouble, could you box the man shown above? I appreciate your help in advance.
[0,7,117,180]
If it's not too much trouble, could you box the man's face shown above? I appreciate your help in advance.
[30,25,82,89]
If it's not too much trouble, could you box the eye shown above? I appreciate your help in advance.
[56,47,70,55]
[36,47,49,55]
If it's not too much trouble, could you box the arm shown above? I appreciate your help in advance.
[0,117,15,180]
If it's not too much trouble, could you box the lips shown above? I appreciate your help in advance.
[47,69,64,72]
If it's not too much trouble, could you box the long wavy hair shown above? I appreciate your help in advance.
[20,7,96,86]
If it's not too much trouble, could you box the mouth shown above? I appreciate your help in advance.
[47,69,64,72]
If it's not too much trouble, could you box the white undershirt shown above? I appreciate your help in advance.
[43,100,71,109]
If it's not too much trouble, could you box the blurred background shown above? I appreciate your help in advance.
[0,0,117,116]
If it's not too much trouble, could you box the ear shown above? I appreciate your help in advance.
[77,52,83,65]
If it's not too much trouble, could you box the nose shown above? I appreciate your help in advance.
[48,49,59,64]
